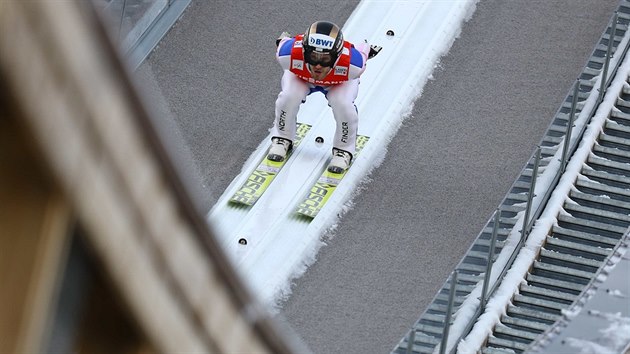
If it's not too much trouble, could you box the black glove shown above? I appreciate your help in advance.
[276,31,291,47]
[368,45,382,59]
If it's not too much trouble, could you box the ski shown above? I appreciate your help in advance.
[295,135,369,218]
[229,123,312,206]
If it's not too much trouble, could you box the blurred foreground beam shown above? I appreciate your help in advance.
[0,110,72,354]
[0,1,300,352]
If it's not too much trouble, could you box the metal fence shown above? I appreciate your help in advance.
[92,0,190,69]
[394,4,630,353]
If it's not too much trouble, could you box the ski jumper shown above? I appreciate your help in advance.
[273,35,370,156]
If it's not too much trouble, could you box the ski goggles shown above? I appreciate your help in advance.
[305,50,335,67]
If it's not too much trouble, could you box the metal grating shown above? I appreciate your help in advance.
[481,76,630,353]
[392,2,630,353]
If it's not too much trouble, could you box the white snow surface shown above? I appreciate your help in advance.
[207,0,479,309]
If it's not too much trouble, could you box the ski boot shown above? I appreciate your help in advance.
[327,148,352,174]
[267,137,292,162]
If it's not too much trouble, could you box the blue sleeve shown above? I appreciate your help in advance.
[278,38,295,57]
[350,47,364,68]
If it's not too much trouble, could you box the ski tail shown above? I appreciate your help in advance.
[296,135,369,218]
[230,123,312,206]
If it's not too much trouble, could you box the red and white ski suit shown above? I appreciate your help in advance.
[273,34,370,156]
